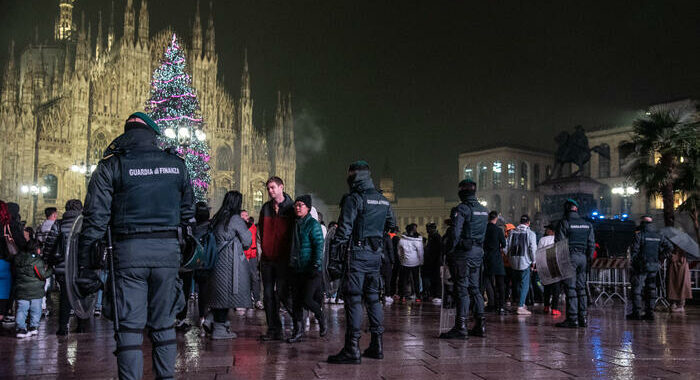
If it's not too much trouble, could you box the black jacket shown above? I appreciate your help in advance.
[331,170,396,272]
[483,223,506,276]
[424,231,443,269]
[78,124,195,267]
[630,223,673,272]
[0,203,28,259]
[44,209,82,273]
[555,211,595,259]
[449,194,489,257]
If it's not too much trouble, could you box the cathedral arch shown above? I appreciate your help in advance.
[216,144,234,171]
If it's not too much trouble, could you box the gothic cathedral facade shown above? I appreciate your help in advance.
[0,0,296,224]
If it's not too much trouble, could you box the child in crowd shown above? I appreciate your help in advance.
[13,240,53,338]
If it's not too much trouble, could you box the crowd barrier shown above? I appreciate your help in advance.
[587,258,631,307]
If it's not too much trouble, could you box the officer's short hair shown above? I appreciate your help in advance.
[266,176,284,186]
[44,207,57,218]
[520,214,530,224]
[488,211,499,221]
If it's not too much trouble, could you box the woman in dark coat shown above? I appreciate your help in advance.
[208,191,252,339]
[483,211,507,314]
[0,201,28,321]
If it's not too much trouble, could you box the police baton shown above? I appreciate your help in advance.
[106,227,120,335]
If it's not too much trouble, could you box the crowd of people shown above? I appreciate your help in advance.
[0,112,695,378]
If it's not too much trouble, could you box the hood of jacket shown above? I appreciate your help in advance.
[516,224,531,232]
[104,124,160,156]
[348,170,375,193]
[401,234,422,242]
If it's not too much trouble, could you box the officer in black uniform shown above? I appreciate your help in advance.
[328,161,396,365]
[77,112,194,379]
[627,216,673,321]
[555,199,595,328]
[439,179,489,340]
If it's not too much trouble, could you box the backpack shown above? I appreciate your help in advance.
[508,231,529,257]
[181,229,233,271]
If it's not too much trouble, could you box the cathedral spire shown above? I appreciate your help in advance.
[138,0,149,46]
[204,1,215,57]
[191,0,202,57]
[240,48,250,99]
[1,40,17,105]
[95,11,103,60]
[124,0,135,43]
[107,0,115,51]
[54,0,75,41]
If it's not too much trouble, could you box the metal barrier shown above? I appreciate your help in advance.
[587,258,630,307]
[690,261,700,291]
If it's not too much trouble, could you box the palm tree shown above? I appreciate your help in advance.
[627,105,699,227]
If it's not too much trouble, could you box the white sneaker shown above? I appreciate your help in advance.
[28,328,38,336]
[431,298,442,305]
[516,306,532,315]
[384,296,394,304]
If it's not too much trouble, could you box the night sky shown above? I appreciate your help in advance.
[1,0,699,206]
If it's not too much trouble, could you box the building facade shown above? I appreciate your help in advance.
[458,146,554,223]
[0,0,296,224]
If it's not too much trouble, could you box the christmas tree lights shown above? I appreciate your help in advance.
[146,33,211,201]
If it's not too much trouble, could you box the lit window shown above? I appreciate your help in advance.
[492,161,502,189]
[507,161,516,188]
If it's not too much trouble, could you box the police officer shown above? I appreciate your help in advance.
[555,199,594,328]
[627,216,672,321]
[77,112,194,379]
[328,161,396,364]
[439,179,489,340]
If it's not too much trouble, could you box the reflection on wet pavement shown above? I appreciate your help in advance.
[1,302,698,379]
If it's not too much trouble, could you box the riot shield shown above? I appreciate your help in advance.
[438,265,456,335]
[64,214,99,319]
[535,239,575,285]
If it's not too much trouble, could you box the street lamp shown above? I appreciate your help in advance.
[20,184,49,195]
[163,126,206,146]
[611,182,639,215]
[70,162,97,176]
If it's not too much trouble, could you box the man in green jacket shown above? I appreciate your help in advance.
[14,242,53,338]
[287,194,327,343]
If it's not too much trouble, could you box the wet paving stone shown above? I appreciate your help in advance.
[0,301,698,379]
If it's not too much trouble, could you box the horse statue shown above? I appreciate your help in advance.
[550,125,610,179]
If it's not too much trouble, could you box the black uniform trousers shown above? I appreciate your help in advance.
[449,247,485,320]
[631,270,658,315]
[563,253,588,321]
[484,274,505,310]
[343,270,383,339]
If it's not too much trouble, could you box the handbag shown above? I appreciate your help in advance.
[3,224,19,257]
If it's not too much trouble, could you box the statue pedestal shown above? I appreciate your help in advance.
[537,176,601,221]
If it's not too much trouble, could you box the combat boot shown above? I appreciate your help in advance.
[439,317,468,339]
[468,316,486,337]
[211,322,237,340]
[578,316,588,327]
[287,322,304,343]
[362,333,383,359]
[328,335,361,364]
[555,319,579,328]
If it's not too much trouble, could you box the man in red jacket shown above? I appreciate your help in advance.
[258,177,295,341]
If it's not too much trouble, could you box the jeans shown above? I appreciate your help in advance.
[513,268,531,307]
[16,298,42,330]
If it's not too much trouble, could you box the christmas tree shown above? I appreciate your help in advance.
[147,33,211,201]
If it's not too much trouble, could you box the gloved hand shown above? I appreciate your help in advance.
[76,268,104,297]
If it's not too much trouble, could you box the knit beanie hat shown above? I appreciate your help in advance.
[295,194,312,209]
